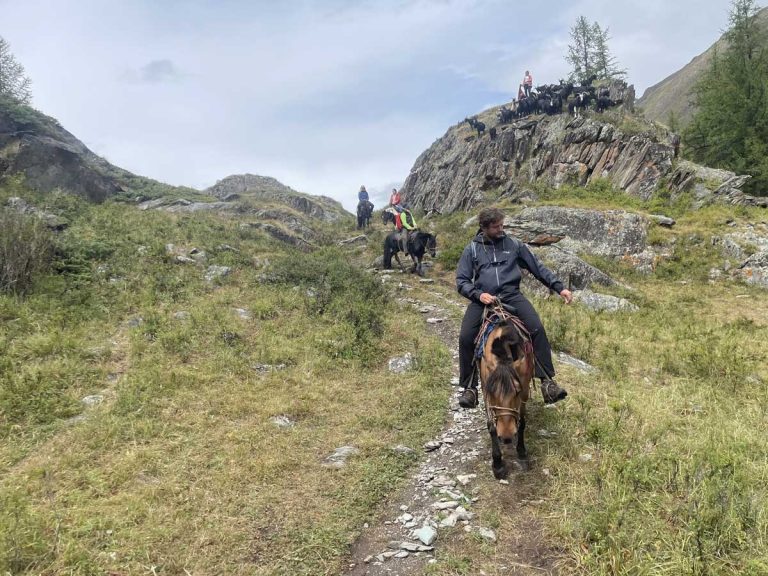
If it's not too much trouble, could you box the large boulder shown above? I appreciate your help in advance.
[507,206,648,257]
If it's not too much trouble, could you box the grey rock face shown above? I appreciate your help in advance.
[399,111,761,214]
[510,206,648,257]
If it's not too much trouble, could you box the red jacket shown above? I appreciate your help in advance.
[389,191,401,206]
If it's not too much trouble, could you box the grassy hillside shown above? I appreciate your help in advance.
[638,6,768,127]
[2,178,767,574]
[0,182,449,575]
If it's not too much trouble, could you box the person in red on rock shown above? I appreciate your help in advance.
[523,70,533,97]
[389,188,402,207]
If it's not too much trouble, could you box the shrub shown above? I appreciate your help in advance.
[0,209,54,294]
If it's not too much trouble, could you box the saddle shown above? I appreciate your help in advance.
[473,301,528,360]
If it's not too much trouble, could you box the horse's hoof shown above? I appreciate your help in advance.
[512,459,530,472]
[493,464,509,480]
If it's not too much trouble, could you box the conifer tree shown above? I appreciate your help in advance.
[0,36,32,104]
[591,23,627,80]
[565,17,626,83]
[684,0,768,194]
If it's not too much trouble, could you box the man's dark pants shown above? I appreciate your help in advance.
[458,291,555,389]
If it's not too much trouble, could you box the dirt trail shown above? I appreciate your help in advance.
[344,276,560,575]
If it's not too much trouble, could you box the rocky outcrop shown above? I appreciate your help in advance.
[400,111,761,214]
[507,207,648,257]
[0,102,122,202]
[239,222,315,251]
[205,174,347,223]
[667,161,768,208]
[4,196,68,230]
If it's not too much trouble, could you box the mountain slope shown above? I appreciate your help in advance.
[637,6,768,127]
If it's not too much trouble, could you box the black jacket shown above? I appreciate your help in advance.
[456,232,564,303]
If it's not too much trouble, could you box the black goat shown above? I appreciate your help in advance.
[498,105,516,123]
[489,127,497,139]
[568,92,591,117]
[466,116,486,137]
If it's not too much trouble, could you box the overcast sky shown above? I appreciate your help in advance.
[2,0,733,211]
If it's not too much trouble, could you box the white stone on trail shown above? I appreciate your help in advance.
[537,429,557,437]
[456,474,476,485]
[431,475,456,488]
[397,513,414,523]
[579,453,594,462]
[415,526,437,546]
[419,278,435,283]
[426,317,445,324]
[400,541,433,552]
[424,440,442,452]
[432,501,459,510]
[399,504,409,511]
[392,444,415,454]
[441,436,455,444]
[466,526,497,542]
[499,479,510,485]
[450,376,460,386]
[322,446,360,468]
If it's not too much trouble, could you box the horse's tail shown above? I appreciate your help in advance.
[383,237,393,269]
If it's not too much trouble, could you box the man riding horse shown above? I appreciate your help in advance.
[455,208,573,409]
[395,204,417,255]
[356,185,374,229]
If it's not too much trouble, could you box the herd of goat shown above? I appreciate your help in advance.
[465,79,623,137]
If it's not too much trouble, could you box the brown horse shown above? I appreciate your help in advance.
[478,307,535,479]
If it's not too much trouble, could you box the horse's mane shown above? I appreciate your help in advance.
[484,321,523,397]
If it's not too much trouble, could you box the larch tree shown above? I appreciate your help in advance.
[684,0,768,194]
[0,36,32,105]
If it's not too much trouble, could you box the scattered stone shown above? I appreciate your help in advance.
[450,376,460,386]
[556,352,597,373]
[499,479,509,485]
[322,446,360,468]
[252,363,287,373]
[432,501,459,510]
[270,415,294,428]
[419,278,435,284]
[81,395,104,407]
[426,317,445,324]
[466,526,497,542]
[537,429,558,438]
[424,440,442,452]
[392,444,415,455]
[173,311,190,320]
[649,214,676,227]
[400,542,433,552]
[388,353,414,373]
[205,265,232,282]
[456,474,476,485]
[339,234,368,246]
[233,308,251,320]
[397,513,414,523]
[392,550,408,559]
[126,317,143,328]
[573,289,639,312]
[217,244,240,252]
[579,453,594,462]
[414,526,437,546]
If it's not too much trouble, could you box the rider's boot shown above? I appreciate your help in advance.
[458,387,478,408]
[540,378,568,404]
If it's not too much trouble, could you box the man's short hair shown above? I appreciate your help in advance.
[479,208,505,229]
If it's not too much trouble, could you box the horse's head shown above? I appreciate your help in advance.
[423,232,437,258]
[481,321,532,444]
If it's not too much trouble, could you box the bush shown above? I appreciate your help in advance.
[270,248,389,364]
[0,209,54,294]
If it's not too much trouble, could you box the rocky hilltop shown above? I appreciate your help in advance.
[204,174,346,223]
[400,104,765,214]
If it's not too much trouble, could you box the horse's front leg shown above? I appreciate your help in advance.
[393,253,406,272]
[488,420,508,479]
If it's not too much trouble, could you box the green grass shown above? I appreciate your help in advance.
[2,180,768,575]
